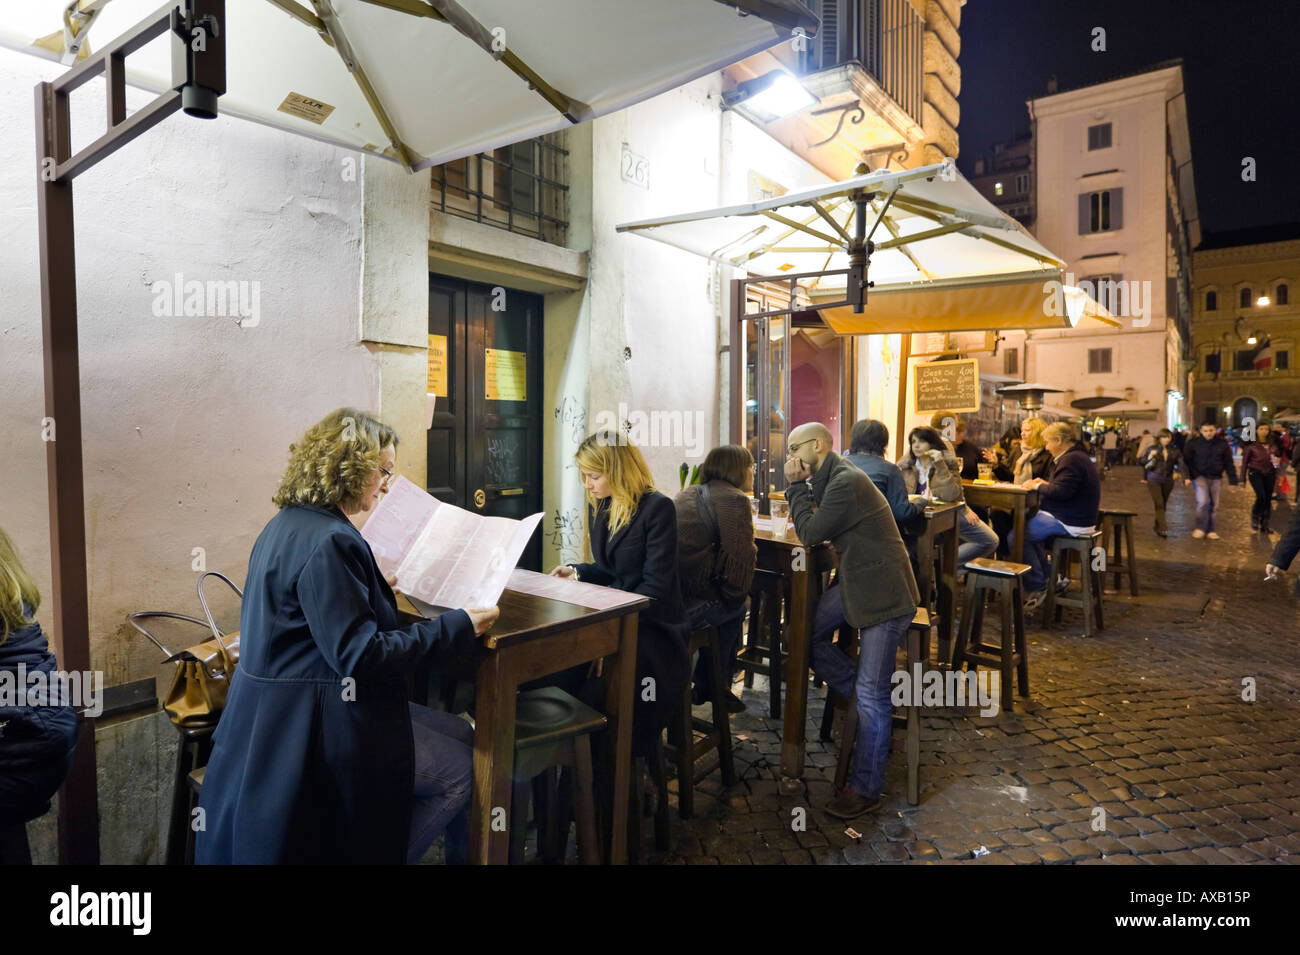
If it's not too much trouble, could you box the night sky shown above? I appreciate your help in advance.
[956,0,1300,236]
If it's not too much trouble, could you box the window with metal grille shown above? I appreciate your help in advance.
[800,0,923,124]
[1234,350,1256,371]
[1205,289,1217,311]
[431,133,568,245]
[1087,348,1112,374]
[1240,287,1252,308]
[1015,173,1030,195]
[1087,123,1112,150]
[1278,350,1290,370]
[1278,283,1289,306]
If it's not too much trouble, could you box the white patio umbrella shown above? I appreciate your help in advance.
[617,161,1119,333]
[2,0,817,170]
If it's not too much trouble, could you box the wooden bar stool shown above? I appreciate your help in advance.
[508,687,607,865]
[952,559,1031,713]
[1042,532,1106,637]
[1099,508,1140,596]
[830,608,930,806]
[667,626,737,820]
[736,568,784,719]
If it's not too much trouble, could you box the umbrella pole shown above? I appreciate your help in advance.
[894,334,912,460]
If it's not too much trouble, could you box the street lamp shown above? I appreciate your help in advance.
[1257,295,1271,307]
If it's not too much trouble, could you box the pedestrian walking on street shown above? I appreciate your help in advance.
[1241,424,1278,534]
[1140,428,1187,537]
[1183,422,1238,539]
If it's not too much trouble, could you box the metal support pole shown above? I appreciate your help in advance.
[35,80,100,866]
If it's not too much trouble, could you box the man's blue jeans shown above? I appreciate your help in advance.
[408,702,474,864]
[1192,476,1223,532]
[810,585,912,799]
[957,506,999,567]
[1023,511,1070,593]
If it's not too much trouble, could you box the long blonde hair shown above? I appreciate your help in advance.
[273,408,399,510]
[575,431,656,536]
[0,528,40,644]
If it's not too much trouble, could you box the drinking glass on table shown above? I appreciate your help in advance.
[977,462,994,481]
[770,500,790,536]
[750,496,760,519]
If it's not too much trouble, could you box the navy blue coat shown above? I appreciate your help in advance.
[573,491,688,757]
[1040,444,1102,528]
[0,607,78,820]
[195,504,476,864]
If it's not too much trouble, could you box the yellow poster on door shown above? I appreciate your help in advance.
[426,334,448,396]
[485,348,526,401]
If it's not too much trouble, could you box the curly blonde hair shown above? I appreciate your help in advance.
[273,408,399,510]
[1020,417,1048,450]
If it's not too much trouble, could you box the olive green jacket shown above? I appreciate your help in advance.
[786,451,919,629]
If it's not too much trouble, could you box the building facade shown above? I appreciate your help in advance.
[1022,61,1200,431]
[1190,226,1300,428]
[967,134,1035,229]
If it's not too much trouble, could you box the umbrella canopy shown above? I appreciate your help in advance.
[1091,401,1160,418]
[1072,395,1123,411]
[617,161,1120,333]
[2,0,817,170]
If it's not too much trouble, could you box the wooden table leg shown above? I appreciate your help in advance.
[937,520,958,663]
[600,614,638,864]
[1012,500,1027,565]
[470,651,517,865]
[779,552,816,791]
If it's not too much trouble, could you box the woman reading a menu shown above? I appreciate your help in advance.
[551,431,688,757]
[196,408,498,865]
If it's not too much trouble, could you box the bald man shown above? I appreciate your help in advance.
[783,422,920,819]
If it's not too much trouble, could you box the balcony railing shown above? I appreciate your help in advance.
[799,0,924,124]
[431,133,569,246]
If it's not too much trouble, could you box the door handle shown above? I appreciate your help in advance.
[473,489,486,508]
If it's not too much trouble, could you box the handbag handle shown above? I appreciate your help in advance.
[197,571,243,667]
[127,611,212,661]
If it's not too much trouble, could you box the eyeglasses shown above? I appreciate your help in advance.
[378,466,394,488]
[788,439,815,455]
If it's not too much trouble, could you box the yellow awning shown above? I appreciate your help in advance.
[817,275,1121,335]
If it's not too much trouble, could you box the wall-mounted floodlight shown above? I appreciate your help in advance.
[722,70,817,124]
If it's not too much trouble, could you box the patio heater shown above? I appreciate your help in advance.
[996,382,1063,413]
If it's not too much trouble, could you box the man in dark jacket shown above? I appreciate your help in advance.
[1266,505,1300,591]
[1020,422,1102,606]
[844,418,924,533]
[1183,422,1239,539]
[785,422,919,819]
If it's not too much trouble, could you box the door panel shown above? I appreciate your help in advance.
[429,275,544,572]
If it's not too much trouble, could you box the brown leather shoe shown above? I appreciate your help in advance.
[825,789,882,820]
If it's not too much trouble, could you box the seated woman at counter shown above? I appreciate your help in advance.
[551,431,688,757]
[197,408,498,865]
[674,445,757,714]
[0,528,78,862]
[988,417,1053,557]
[899,426,997,568]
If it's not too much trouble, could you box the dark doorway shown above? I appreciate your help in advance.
[427,274,544,570]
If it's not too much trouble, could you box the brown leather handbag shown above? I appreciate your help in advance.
[128,572,243,726]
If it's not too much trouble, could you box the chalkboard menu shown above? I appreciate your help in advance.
[913,358,980,414]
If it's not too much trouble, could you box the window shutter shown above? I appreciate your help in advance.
[1078,193,1090,234]
[1110,188,1123,230]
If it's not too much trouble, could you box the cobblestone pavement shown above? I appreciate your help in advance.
[648,466,1300,865]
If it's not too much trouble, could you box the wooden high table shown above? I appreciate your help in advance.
[961,481,1040,564]
[914,501,960,662]
[398,588,648,864]
[753,502,960,790]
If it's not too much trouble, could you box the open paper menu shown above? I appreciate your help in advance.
[505,568,644,612]
[362,476,543,609]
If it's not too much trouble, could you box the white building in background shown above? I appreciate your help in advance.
[1021,60,1200,430]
